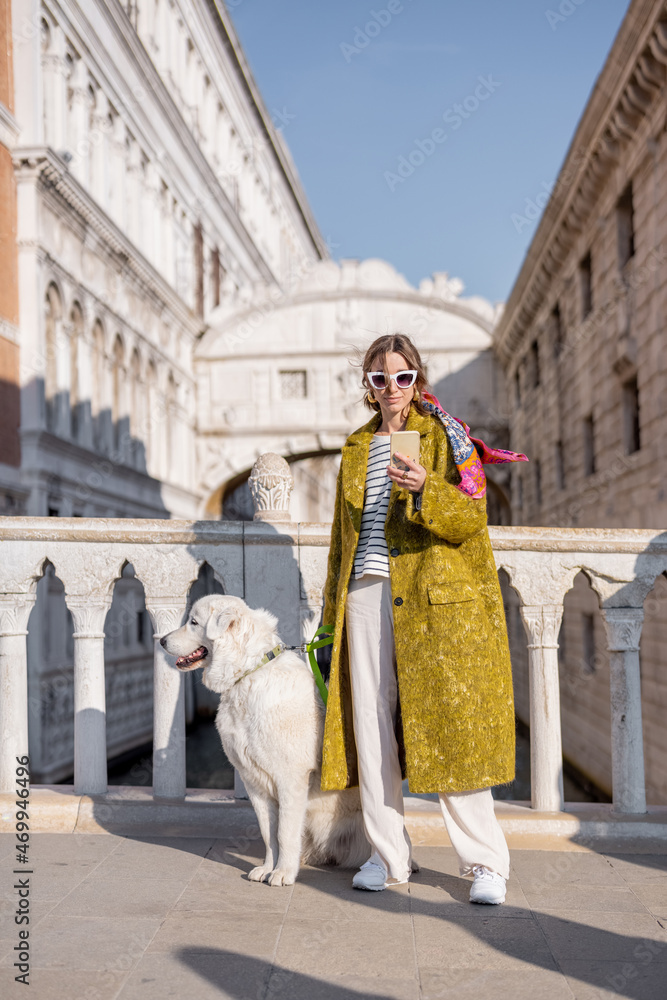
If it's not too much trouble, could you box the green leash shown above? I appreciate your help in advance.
[304,624,335,706]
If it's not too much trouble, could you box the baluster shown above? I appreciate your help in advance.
[520,603,565,812]
[147,603,186,799]
[0,595,35,792]
[69,599,111,795]
[600,607,647,814]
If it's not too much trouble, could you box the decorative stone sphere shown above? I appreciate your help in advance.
[248,453,294,521]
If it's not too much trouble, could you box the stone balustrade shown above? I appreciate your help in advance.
[1,453,666,816]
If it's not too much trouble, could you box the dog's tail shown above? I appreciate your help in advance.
[301,780,370,869]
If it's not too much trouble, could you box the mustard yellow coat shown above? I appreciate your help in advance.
[321,403,516,793]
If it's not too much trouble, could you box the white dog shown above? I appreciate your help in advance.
[160,593,369,886]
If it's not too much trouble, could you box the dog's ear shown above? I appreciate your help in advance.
[205,608,238,642]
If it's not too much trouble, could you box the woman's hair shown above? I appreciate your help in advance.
[354,333,431,416]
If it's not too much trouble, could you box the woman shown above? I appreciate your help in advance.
[320,333,516,904]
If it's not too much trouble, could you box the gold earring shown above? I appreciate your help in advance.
[366,390,376,403]
[414,389,420,401]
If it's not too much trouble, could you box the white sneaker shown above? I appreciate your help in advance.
[469,864,506,904]
[352,860,388,891]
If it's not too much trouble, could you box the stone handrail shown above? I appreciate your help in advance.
[1,453,665,814]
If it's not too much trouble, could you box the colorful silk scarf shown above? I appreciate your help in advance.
[421,391,528,500]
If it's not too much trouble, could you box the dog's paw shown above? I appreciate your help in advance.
[267,868,296,887]
[248,865,273,882]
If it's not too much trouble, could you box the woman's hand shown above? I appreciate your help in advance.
[387,451,427,492]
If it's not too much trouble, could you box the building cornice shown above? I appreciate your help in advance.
[494,0,667,364]
[13,147,201,338]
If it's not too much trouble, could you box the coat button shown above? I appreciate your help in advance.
[428,519,433,524]
[390,548,399,557]
[394,597,403,606]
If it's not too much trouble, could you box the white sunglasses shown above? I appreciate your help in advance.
[366,370,418,391]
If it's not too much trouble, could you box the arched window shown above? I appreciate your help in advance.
[44,283,62,433]
[166,370,177,481]
[146,360,158,475]
[130,347,142,468]
[91,319,105,451]
[112,334,125,456]
[69,302,83,441]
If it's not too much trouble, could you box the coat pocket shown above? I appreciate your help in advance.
[427,581,477,604]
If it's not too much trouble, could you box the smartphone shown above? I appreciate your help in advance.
[390,430,420,472]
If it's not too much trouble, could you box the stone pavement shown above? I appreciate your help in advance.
[1,832,666,999]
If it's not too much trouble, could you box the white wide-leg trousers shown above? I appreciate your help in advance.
[345,573,511,882]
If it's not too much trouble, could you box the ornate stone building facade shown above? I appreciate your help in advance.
[495,0,667,802]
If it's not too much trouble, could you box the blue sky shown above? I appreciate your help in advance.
[229,0,630,305]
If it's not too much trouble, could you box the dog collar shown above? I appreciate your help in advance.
[232,643,286,686]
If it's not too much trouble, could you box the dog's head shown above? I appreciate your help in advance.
[160,594,279,692]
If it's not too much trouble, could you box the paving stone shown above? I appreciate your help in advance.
[419,966,574,999]
[0,914,161,971]
[0,966,128,998]
[264,970,421,999]
[28,864,97,901]
[91,841,208,881]
[146,909,284,958]
[522,884,650,913]
[50,876,188,918]
[116,949,269,1000]
[510,850,626,890]
[534,909,667,964]
[287,881,412,920]
[174,874,292,914]
[561,958,667,999]
[29,832,124,862]
[413,913,558,970]
[628,882,667,919]
[275,915,416,979]
[603,853,667,883]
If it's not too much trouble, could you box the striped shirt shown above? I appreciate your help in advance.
[353,434,392,579]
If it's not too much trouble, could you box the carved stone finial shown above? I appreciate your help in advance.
[248,453,294,521]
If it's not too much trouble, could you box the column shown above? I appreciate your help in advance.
[520,603,565,812]
[146,602,185,799]
[0,596,35,792]
[68,58,90,188]
[69,600,110,795]
[109,114,126,229]
[90,89,111,211]
[600,607,647,814]
[41,22,68,151]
